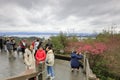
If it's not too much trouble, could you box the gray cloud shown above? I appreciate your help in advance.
[55,0,120,19]
[0,0,46,9]
[0,0,120,33]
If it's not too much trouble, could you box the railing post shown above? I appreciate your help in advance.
[36,61,45,80]
[83,52,86,73]
[86,58,89,80]
[85,57,97,80]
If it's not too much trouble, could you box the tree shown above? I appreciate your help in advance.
[50,32,68,53]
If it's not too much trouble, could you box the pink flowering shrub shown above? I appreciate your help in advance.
[65,41,107,55]
[77,42,107,55]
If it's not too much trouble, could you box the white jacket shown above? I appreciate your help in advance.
[24,48,36,70]
[46,50,54,66]
[34,41,39,50]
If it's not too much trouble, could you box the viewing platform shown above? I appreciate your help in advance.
[0,52,86,80]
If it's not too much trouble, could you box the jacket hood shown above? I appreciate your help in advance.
[48,50,53,54]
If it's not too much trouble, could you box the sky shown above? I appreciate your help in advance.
[0,0,120,33]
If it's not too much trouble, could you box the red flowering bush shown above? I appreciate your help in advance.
[65,41,85,53]
[65,41,107,56]
[77,42,107,55]
[52,32,120,79]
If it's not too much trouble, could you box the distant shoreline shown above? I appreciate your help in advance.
[0,32,97,37]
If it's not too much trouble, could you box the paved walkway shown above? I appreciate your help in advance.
[0,52,86,80]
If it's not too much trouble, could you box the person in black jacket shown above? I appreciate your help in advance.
[0,37,3,52]
[6,38,15,59]
[45,39,53,53]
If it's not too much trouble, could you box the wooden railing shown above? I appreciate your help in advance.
[83,53,97,80]
[4,54,97,80]
[5,62,45,80]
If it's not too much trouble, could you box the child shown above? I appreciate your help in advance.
[46,46,55,80]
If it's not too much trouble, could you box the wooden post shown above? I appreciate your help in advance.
[36,62,45,80]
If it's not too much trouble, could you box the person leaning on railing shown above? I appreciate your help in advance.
[70,50,83,72]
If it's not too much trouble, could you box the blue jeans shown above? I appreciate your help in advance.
[47,66,55,77]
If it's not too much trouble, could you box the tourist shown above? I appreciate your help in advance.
[34,38,43,56]
[6,38,15,59]
[34,43,46,80]
[3,37,7,52]
[70,50,83,72]
[45,39,53,52]
[21,39,26,54]
[46,46,55,80]
[35,44,46,64]
[34,38,39,51]
[24,44,36,80]
[0,37,3,52]
[17,39,26,56]
[11,38,17,53]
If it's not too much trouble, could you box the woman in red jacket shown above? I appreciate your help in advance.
[35,45,46,64]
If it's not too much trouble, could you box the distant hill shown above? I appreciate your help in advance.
[0,32,97,37]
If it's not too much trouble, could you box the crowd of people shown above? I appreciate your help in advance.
[0,37,83,80]
[0,37,55,80]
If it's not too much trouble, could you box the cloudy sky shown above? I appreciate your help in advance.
[0,0,120,33]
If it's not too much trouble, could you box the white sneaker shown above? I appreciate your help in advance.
[47,74,50,78]
[50,76,55,80]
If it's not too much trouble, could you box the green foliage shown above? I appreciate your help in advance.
[50,31,120,80]
[59,32,68,48]
[88,31,120,80]
[96,33,110,42]
[84,37,95,44]
[68,36,79,42]
[107,77,115,80]
[92,59,109,80]
[50,36,64,52]
[50,32,68,53]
